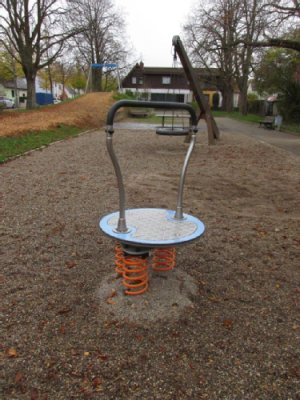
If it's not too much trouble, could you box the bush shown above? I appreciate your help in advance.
[247,99,265,115]
[278,82,300,122]
[113,90,138,101]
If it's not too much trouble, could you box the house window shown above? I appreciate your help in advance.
[132,77,137,84]
[162,76,171,84]
[138,77,143,85]
[11,90,15,97]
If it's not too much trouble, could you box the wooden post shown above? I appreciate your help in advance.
[172,36,220,145]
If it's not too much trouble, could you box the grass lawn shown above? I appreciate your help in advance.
[212,110,262,123]
[0,125,82,163]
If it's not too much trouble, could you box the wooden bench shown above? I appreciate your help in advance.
[129,108,152,117]
[259,116,275,129]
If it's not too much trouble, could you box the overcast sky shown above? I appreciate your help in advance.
[114,0,196,67]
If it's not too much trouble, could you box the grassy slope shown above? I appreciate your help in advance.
[0,93,113,163]
[0,125,82,163]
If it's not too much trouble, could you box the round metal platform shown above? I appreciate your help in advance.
[99,208,205,248]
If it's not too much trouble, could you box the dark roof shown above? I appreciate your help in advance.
[122,64,220,91]
[129,65,220,76]
[2,78,27,90]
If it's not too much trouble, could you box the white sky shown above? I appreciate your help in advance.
[114,0,196,67]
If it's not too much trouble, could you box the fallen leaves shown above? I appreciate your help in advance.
[253,225,269,238]
[223,319,234,330]
[106,289,117,305]
[65,260,77,269]
[208,295,221,303]
[0,92,113,137]
[6,347,18,358]
[57,306,72,315]
[79,376,103,394]
[92,377,102,389]
[288,367,300,379]
[15,371,24,384]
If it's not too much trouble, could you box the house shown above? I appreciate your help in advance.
[1,78,27,108]
[36,76,82,102]
[121,62,221,107]
[35,76,63,102]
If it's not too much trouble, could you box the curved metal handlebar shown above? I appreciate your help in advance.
[106,100,198,133]
[105,100,198,232]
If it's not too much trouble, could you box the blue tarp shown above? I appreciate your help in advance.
[36,92,53,105]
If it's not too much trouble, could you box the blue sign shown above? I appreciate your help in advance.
[91,63,118,69]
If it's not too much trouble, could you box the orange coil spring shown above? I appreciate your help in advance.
[122,255,149,295]
[115,243,125,275]
[152,247,176,272]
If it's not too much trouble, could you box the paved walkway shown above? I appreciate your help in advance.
[216,117,300,157]
[115,118,300,157]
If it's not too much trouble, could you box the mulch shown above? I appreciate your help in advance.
[1,121,300,399]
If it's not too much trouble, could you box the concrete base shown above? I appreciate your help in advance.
[96,269,198,325]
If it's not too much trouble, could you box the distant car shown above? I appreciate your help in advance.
[0,96,15,109]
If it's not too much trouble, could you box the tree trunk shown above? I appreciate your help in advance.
[48,68,53,97]
[12,59,19,108]
[26,73,37,109]
[238,91,248,115]
[222,86,234,112]
[238,78,249,115]
[92,68,102,91]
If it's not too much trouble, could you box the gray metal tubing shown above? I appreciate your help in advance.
[106,100,198,132]
[174,132,197,220]
[106,134,128,232]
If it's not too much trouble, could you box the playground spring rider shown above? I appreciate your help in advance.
[99,100,205,295]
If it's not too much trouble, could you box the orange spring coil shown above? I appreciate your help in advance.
[122,255,149,296]
[115,243,125,275]
[152,247,176,272]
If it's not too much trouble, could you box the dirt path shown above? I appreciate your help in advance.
[1,122,300,399]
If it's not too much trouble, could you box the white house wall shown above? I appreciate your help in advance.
[35,77,64,99]
[121,87,193,102]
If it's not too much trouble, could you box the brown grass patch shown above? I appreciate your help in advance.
[0,92,114,137]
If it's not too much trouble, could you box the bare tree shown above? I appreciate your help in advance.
[67,0,128,91]
[184,0,268,113]
[250,0,300,51]
[184,0,241,111]
[0,0,80,108]
[234,0,268,113]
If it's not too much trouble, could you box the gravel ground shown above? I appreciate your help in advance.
[1,121,300,399]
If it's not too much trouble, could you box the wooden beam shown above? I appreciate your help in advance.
[172,35,220,144]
